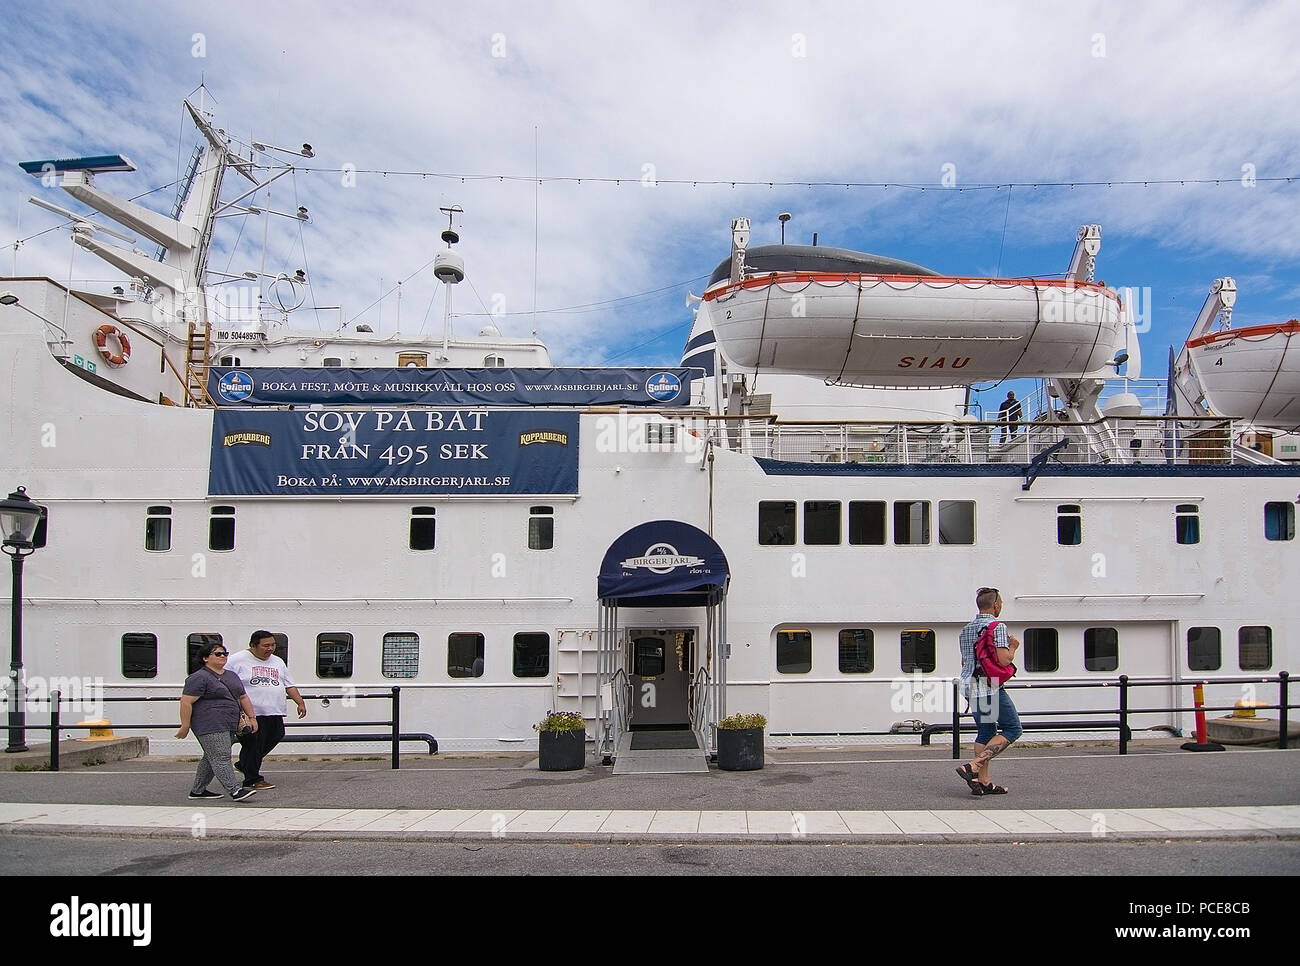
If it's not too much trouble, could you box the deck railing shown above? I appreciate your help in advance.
[676,413,1240,466]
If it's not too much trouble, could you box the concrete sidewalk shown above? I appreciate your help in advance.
[2,738,1297,844]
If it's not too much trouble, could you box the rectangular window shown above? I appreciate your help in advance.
[803,501,841,545]
[838,629,874,673]
[776,629,812,673]
[1057,505,1082,545]
[397,352,428,367]
[1023,628,1059,672]
[1187,626,1221,671]
[272,632,289,668]
[1238,626,1272,671]
[1175,504,1200,545]
[1264,502,1295,541]
[145,506,172,552]
[1084,627,1118,672]
[448,632,485,678]
[528,506,554,550]
[893,501,930,545]
[937,500,975,545]
[848,501,886,545]
[900,629,936,673]
[645,422,677,445]
[209,505,235,552]
[633,637,665,677]
[410,507,436,551]
[122,633,158,679]
[381,632,420,678]
[759,501,796,545]
[513,632,550,678]
[317,632,354,678]
[186,633,223,674]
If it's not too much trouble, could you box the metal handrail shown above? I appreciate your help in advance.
[2,687,437,771]
[689,665,713,752]
[603,667,632,759]
[936,672,1291,757]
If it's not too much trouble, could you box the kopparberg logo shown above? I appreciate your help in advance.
[221,431,272,447]
[217,370,255,402]
[518,429,569,446]
[621,542,705,575]
[645,371,682,402]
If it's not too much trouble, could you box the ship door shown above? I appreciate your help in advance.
[628,628,695,728]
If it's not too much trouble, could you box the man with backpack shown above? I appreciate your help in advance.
[955,587,1023,796]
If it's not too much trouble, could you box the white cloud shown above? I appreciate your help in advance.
[2,0,1297,365]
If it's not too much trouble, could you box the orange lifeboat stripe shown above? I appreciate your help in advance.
[1185,319,1300,350]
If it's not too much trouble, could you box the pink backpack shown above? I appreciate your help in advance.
[975,620,1016,684]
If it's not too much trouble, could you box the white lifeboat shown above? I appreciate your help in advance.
[1185,320,1300,429]
[702,261,1126,388]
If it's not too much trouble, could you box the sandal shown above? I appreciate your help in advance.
[955,764,983,795]
[979,782,1008,795]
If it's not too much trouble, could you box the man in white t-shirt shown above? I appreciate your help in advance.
[227,630,307,791]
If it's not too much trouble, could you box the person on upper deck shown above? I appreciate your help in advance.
[997,391,1023,442]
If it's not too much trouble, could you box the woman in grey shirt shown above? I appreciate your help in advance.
[175,641,260,801]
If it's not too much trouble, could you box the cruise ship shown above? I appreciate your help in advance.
[2,96,1295,762]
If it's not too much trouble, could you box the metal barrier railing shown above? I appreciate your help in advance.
[3,687,437,771]
[930,672,1291,758]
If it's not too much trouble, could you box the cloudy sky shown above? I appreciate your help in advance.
[3,1,1298,413]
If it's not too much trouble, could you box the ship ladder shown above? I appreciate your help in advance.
[184,321,214,407]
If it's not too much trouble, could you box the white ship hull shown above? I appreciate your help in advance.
[702,273,1125,386]
[3,296,1297,752]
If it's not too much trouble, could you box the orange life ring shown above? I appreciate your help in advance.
[93,324,131,367]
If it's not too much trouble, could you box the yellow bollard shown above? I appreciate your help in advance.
[1231,700,1263,719]
[76,719,116,740]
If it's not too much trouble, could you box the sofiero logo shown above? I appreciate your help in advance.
[217,370,255,402]
[644,371,682,402]
[621,542,704,575]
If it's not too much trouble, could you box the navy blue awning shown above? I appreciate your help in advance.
[598,520,729,607]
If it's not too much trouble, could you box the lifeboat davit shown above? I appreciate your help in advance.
[1185,320,1300,429]
[701,244,1126,387]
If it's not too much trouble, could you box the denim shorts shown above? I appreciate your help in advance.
[971,684,1023,745]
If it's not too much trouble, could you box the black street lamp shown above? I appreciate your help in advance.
[2,486,46,753]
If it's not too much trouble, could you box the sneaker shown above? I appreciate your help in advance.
[188,789,222,800]
[245,780,275,790]
[230,787,258,802]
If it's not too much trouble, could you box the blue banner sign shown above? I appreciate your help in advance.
[208,367,695,407]
[209,409,579,496]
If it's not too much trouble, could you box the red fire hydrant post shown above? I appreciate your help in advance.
[1181,682,1225,752]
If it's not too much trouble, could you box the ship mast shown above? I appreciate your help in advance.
[435,205,465,362]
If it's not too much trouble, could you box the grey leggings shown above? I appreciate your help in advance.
[191,730,241,796]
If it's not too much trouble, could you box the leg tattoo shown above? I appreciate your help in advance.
[971,736,1009,770]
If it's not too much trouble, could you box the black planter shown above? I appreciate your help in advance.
[717,727,764,771]
[538,728,586,771]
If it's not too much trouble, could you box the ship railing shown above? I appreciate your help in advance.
[2,687,436,772]
[692,414,1241,466]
